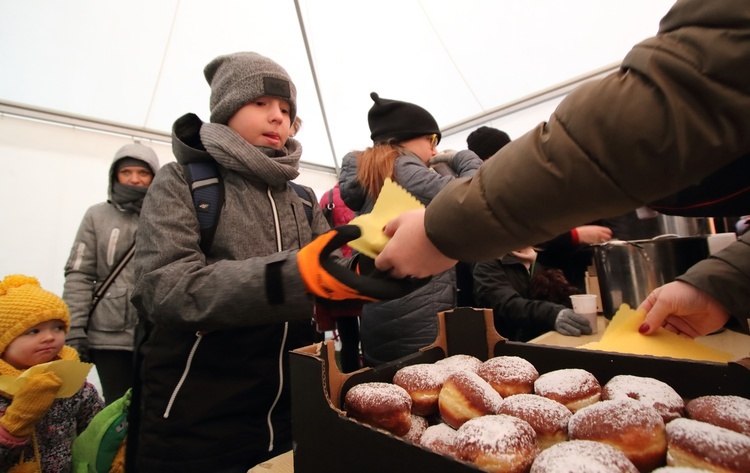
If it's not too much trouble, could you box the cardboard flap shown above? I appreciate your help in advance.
[433,307,506,360]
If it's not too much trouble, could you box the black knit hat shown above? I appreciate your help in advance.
[368,92,441,145]
[466,126,511,160]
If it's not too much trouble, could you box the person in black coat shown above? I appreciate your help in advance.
[472,247,591,342]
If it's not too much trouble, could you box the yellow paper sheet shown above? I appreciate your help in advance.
[347,178,424,258]
[579,304,733,363]
[0,360,93,398]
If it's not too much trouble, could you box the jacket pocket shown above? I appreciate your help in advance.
[89,285,135,332]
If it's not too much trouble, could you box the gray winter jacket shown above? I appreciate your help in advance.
[129,114,334,471]
[63,146,160,351]
[339,149,482,365]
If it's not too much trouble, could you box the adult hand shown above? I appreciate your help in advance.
[637,281,731,338]
[66,337,90,362]
[375,209,457,279]
[298,225,429,301]
[429,150,457,166]
[576,225,613,245]
[554,309,593,336]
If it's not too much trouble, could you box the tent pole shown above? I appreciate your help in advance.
[294,0,340,175]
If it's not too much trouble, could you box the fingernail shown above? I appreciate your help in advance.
[638,323,649,334]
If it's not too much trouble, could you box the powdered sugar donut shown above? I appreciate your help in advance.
[534,368,601,413]
[651,468,715,472]
[530,439,638,473]
[439,370,504,429]
[569,398,667,472]
[435,353,483,374]
[402,414,428,443]
[344,382,412,436]
[477,356,540,397]
[685,395,750,437]
[666,417,750,473]
[603,374,684,423]
[456,414,539,473]
[497,393,571,450]
[419,423,459,458]
[392,363,449,416]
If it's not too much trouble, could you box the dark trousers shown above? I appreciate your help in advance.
[336,316,361,372]
[90,349,134,405]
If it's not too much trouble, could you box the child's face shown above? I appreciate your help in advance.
[227,96,292,150]
[401,134,438,164]
[2,319,66,370]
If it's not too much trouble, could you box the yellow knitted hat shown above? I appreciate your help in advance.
[0,274,70,356]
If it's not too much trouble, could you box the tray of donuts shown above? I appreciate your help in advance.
[289,308,750,473]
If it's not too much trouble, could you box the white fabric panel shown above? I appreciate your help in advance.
[1,0,675,169]
[0,115,335,295]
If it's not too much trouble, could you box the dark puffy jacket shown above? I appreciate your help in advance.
[425,0,750,332]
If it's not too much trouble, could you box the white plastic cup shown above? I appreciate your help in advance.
[570,294,598,334]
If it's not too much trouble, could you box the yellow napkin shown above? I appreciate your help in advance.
[580,304,733,362]
[0,360,93,398]
[347,178,424,258]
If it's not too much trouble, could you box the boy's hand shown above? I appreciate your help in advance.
[298,225,430,301]
[0,371,62,438]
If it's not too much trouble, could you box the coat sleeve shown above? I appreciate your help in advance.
[62,207,100,342]
[396,153,482,206]
[338,152,367,212]
[472,260,563,341]
[677,232,750,332]
[425,0,750,261]
[75,383,105,435]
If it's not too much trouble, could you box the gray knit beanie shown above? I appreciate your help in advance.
[204,52,297,125]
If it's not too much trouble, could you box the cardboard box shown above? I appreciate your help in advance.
[290,308,750,473]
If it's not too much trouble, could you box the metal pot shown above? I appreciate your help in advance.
[593,235,710,318]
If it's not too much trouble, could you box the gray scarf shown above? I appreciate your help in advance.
[110,182,148,214]
[199,123,301,187]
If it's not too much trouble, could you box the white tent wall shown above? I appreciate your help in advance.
[0,114,337,295]
[0,0,679,294]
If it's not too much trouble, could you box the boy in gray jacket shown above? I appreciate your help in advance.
[129,52,414,472]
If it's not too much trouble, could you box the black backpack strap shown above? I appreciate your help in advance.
[290,181,314,226]
[183,161,224,254]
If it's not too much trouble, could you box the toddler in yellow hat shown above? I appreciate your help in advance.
[0,274,103,472]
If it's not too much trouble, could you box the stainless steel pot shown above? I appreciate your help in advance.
[593,235,710,318]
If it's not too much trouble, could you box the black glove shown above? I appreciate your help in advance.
[66,337,90,362]
[298,225,431,301]
[554,309,593,336]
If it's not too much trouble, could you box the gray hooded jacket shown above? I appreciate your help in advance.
[63,144,160,351]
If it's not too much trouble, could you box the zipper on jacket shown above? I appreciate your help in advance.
[264,187,289,451]
[267,321,289,452]
[163,331,203,418]
[267,188,283,252]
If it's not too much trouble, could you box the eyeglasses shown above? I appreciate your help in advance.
[428,134,439,148]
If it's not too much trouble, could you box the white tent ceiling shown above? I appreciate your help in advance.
[1,0,676,172]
